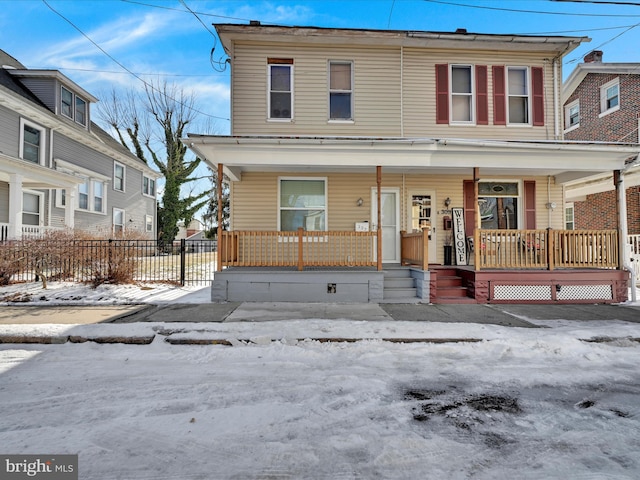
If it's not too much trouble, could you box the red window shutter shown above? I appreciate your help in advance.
[463,180,476,237]
[492,65,506,125]
[524,180,536,229]
[435,64,449,124]
[476,65,488,125]
[532,67,544,126]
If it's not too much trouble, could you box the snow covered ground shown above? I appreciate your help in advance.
[0,282,639,479]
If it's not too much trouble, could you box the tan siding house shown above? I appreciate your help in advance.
[186,24,637,304]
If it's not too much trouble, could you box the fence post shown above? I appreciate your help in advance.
[297,227,304,271]
[180,238,186,286]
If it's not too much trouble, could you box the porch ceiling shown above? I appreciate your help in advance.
[184,135,639,183]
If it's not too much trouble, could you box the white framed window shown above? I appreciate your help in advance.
[77,178,106,214]
[19,118,46,165]
[113,162,125,192]
[565,203,575,230]
[564,100,580,132]
[268,59,293,120]
[75,96,87,126]
[599,77,620,117]
[61,86,73,119]
[450,64,474,123]
[507,67,530,125]
[329,61,353,121]
[278,177,327,232]
[55,189,67,208]
[143,175,155,197]
[113,208,125,235]
[22,190,43,226]
[478,181,520,230]
[145,214,153,233]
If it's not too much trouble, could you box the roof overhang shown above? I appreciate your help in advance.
[8,69,99,103]
[183,135,639,183]
[215,24,587,56]
[0,152,82,189]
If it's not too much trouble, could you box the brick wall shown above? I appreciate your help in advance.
[573,186,640,234]
[564,72,640,142]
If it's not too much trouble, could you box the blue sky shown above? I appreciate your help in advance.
[3,0,640,137]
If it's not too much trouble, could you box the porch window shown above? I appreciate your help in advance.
[22,192,42,226]
[329,61,353,120]
[279,178,326,231]
[79,180,89,210]
[478,182,519,230]
[93,180,103,213]
[507,67,529,124]
[565,203,574,230]
[268,59,293,120]
[451,65,473,123]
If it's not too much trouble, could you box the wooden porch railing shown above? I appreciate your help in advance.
[400,229,429,270]
[218,228,377,270]
[475,229,619,270]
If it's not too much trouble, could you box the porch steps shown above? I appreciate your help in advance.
[382,266,419,302]
[432,267,477,304]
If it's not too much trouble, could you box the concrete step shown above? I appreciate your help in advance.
[383,267,412,278]
[385,277,415,289]
[383,287,418,299]
[433,296,477,304]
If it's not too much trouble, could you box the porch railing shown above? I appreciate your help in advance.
[475,229,619,270]
[400,229,429,270]
[0,224,62,243]
[218,228,377,270]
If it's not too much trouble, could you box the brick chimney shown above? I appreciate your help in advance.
[584,50,603,63]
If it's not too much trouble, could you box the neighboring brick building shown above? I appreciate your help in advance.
[562,51,640,234]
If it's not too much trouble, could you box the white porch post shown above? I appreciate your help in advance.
[8,174,23,240]
[64,189,76,230]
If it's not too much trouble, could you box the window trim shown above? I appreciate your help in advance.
[277,176,328,232]
[145,214,153,233]
[599,77,620,118]
[564,99,580,133]
[449,64,475,125]
[477,179,522,230]
[22,189,44,227]
[113,161,126,192]
[506,66,531,126]
[267,60,294,122]
[19,118,46,165]
[565,202,575,230]
[143,175,156,198]
[76,177,107,214]
[328,60,354,122]
[113,208,125,235]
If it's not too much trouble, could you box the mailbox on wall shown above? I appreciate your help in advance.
[443,216,452,231]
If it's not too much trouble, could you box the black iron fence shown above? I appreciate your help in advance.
[0,239,217,286]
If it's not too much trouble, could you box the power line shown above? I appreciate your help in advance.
[422,0,640,17]
[41,0,230,122]
[551,0,640,6]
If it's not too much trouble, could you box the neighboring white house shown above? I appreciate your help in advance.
[0,49,161,240]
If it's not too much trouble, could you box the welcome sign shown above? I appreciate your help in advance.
[451,208,467,266]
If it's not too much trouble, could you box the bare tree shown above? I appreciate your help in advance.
[98,82,210,245]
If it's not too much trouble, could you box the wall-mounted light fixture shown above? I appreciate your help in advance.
[356,197,364,207]
[444,197,451,208]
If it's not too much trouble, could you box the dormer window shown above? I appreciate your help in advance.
[61,85,88,126]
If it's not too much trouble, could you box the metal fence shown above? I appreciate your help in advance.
[0,239,217,286]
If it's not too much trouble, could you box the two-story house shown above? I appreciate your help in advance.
[186,24,638,304]
[0,50,161,241]
[562,50,640,238]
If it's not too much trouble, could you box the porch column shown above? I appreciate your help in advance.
[473,167,480,268]
[377,165,382,271]
[64,189,76,230]
[8,174,23,240]
[217,163,224,272]
[615,169,635,302]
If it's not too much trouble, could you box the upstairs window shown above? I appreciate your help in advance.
[564,100,580,131]
[143,175,156,197]
[507,67,529,124]
[114,162,125,192]
[600,78,619,117]
[113,208,125,235]
[329,61,353,120]
[20,119,45,164]
[268,58,293,120]
[61,85,88,126]
[451,65,473,123]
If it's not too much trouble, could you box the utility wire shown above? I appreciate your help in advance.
[552,0,640,6]
[178,0,228,72]
[41,0,230,121]
[422,0,640,17]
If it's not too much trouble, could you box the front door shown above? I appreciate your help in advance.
[371,188,400,263]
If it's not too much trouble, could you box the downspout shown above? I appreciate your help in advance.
[548,175,552,227]
[553,58,560,140]
[400,45,404,137]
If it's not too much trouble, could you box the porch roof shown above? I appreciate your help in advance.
[0,152,81,189]
[184,135,639,183]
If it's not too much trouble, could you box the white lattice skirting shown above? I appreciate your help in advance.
[493,285,552,301]
[492,284,613,301]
